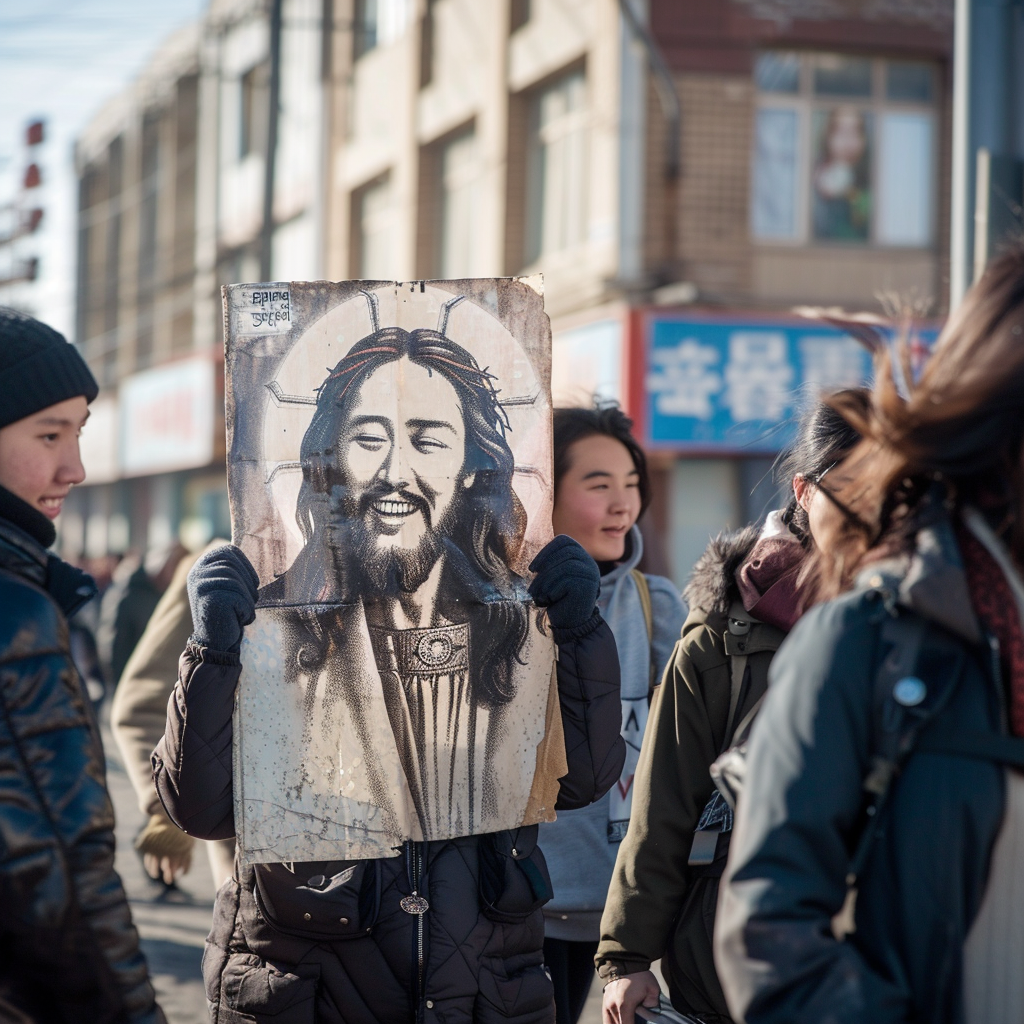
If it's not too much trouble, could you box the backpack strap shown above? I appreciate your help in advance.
[729,690,767,749]
[723,600,756,749]
[630,568,658,694]
[834,606,964,938]
[630,568,654,644]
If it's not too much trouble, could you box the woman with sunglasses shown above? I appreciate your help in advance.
[716,242,1024,1024]
[598,391,866,1024]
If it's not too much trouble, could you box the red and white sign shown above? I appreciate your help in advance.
[120,357,216,476]
[78,395,119,484]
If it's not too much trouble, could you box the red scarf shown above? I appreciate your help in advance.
[735,536,806,633]
[956,525,1024,738]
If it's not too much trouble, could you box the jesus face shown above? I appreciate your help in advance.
[335,356,469,569]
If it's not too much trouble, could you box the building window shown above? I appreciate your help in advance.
[438,129,480,278]
[240,62,268,159]
[137,112,160,369]
[751,52,937,247]
[354,0,413,59]
[355,175,395,279]
[525,68,588,265]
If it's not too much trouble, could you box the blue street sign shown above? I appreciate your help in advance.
[644,313,937,452]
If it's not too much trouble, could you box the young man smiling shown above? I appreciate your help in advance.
[0,308,164,1023]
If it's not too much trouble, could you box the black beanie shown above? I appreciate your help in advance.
[0,307,99,428]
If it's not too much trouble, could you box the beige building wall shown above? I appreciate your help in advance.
[74,23,201,385]
[326,0,641,321]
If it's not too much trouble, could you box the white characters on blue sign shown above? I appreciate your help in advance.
[798,334,870,391]
[646,337,722,419]
[722,332,794,422]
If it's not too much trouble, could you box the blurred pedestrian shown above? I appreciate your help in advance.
[598,393,865,1024]
[111,539,235,891]
[70,601,107,707]
[539,403,685,1024]
[99,542,187,686]
[715,242,1024,1024]
[0,307,164,1023]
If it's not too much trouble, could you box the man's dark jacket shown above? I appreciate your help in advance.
[153,609,625,1024]
[716,510,1009,1024]
[0,516,162,1023]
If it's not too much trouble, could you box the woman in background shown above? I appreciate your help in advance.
[716,243,1024,1024]
[598,392,866,1024]
[540,402,686,1024]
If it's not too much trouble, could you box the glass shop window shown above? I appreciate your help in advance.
[751,52,937,247]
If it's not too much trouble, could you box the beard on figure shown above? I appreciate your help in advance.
[326,478,448,605]
[324,476,484,837]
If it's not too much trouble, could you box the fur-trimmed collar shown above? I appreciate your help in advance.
[683,523,761,616]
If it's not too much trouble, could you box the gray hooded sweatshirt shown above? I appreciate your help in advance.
[540,525,686,941]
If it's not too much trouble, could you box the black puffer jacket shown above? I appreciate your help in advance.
[0,516,163,1024]
[154,611,624,1024]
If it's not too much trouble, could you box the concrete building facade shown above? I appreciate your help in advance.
[320,0,954,580]
[66,0,954,587]
[66,0,329,564]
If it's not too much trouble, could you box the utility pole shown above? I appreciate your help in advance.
[260,0,284,283]
[949,0,1024,309]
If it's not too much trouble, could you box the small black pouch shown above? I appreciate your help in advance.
[478,828,553,924]
[253,860,380,941]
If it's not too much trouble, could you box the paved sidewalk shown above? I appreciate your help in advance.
[103,705,216,1024]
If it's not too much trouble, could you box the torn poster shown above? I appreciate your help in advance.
[224,279,562,863]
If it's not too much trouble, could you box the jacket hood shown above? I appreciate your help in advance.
[684,523,761,616]
[600,525,644,584]
[856,496,984,645]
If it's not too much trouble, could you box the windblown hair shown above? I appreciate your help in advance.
[809,242,1024,598]
[552,402,651,516]
[776,388,869,546]
[284,324,530,705]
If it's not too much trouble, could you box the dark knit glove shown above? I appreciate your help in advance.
[528,535,600,630]
[186,544,259,654]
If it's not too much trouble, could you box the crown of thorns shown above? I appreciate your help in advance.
[270,290,512,435]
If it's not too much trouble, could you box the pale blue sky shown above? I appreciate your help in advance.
[0,0,207,335]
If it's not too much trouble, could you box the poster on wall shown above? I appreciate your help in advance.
[224,278,562,863]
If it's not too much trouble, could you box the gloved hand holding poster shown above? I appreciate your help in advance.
[224,278,563,863]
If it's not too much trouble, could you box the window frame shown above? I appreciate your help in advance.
[353,173,395,280]
[523,65,590,267]
[437,125,481,279]
[239,62,268,161]
[751,52,939,250]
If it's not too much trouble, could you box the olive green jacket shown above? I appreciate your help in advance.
[596,525,787,1021]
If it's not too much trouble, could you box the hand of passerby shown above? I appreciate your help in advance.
[135,811,194,884]
[528,535,600,629]
[603,972,661,1024]
[186,544,259,654]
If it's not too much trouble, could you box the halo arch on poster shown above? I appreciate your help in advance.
[258,283,550,581]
